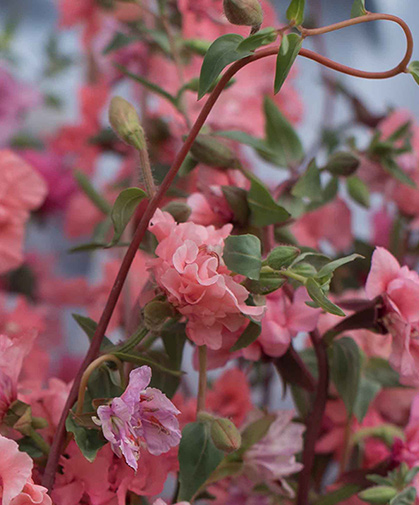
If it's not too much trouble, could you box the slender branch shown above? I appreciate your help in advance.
[297,329,329,505]
[43,12,413,488]
[197,345,207,415]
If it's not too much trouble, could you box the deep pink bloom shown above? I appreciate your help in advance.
[95,366,181,471]
[366,247,419,385]
[0,434,51,505]
[148,209,265,350]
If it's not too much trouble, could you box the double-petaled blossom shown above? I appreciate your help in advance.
[94,366,181,471]
[366,247,419,386]
[147,209,265,350]
[0,434,51,505]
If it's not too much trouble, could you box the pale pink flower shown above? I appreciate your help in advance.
[243,411,304,489]
[258,287,320,357]
[372,209,393,248]
[95,366,181,471]
[366,247,419,386]
[0,434,51,505]
[153,500,190,505]
[0,150,47,274]
[292,198,352,252]
[148,209,265,350]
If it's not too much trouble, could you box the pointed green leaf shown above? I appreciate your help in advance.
[198,34,250,99]
[264,96,304,166]
[178,422,224,501]
[351,0,367,18]
[237,27,278,53]
[274,33,303,94]
[316,253,363,279]
[66,414,107,462]
[286,0,306,25]
[113,352,183,377]
[390,487,417,505]
[109,187,147,245]
[230,320,261,352]
[353,376,381,422]
[72,314,114,350]
[408,61,419,86]
[247,177,291,226]
[223,234,262,280]
[382,157,416,188]
[347,176,370,208]
[215,130,278,159]
[74,170,111,215]
[291,159,322,201]
[331,337,361,416]
[306,277,345,317]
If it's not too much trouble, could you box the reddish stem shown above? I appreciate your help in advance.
[297,330,329,505]
[42,12,413,489]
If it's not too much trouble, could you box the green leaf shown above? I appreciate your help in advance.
[237,27,278,53]
[315,484,362,505]
[286,0,306,25]
[109,187,147,245]
[178,422,224,501]
[223,234,262,280]
[264,96,304,166]
[291,159,322,201]
[274,33,303,94]
[113,352,183,377]
[331,337,361,416]
[408,61,419,86]
[353,376,381,422]
[198,34,250,99]
[115,64,179,107]
[390,487,417,505]
[347,176,370,208]
[316,253,363,279]
[237,414,276,456]
[230,321,261,352]
[359,486,398,504]
[382,157,416,188]
[364,357,401,388]
[74,170,111,215]
[66,414,107,462]
[351,0,367,18]
[72,314,114,350]
[104,32,136,54]
[215,130,278,160]
[247,177,290,226]
[306,277,346,317]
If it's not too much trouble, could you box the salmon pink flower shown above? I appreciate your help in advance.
[148,209,265,350]
[0,434,51,505]
[366,247,419,386]
[94,366,181,471]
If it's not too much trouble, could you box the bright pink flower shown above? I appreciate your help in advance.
[258,287,320,357]
[292,199,352,252]
[0,67,40,147]
[148,209,265,350]
[95,366,181,471]
[366,247,419,386]
[0,150,47,274]
[243,411,305,487]
[372,209,393,248]
[0,434,51,505]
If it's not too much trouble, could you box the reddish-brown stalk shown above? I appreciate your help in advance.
[42,12,414,490]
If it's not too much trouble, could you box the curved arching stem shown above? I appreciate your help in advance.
[42,13,413,490]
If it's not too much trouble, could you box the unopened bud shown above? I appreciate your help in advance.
[325,152,360,177]
[210,417,242,453]
[32,416,49,430]
[267,246,300,270]
[190,134,238,168]
[109,96,145,151]
[162,201,192,223]
[245,266,286,295]
[4,400,32,429]
[223,0,263,31]
[358,486,398,504]
[144,300,174,330]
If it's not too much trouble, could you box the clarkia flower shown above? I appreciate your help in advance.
[94,366,181,471]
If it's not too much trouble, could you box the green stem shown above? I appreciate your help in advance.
[29,427,50,455]
[281,270,307,284]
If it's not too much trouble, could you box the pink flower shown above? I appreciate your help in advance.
[366,247,419,385]
[95,366,181,471]
[243,411,305,487]
[153,500,190,505]
[0,67,40,147]
[0,150,47,275]
[292,199,352,252]
[0,434,51,505]
[393,394,419,470]
[258,287,320,357]
[148,209,265,350]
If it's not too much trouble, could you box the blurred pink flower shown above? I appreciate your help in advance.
[292,199,352,252]
[148,209,265,350]
[0,67,40,147]
[0,150,47,275]
[366,247,419,386]
[0,434,51,505]
[95,366,181,471]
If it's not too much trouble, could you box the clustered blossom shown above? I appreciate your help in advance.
[366,247,419,386]
[147,209,265,350]
[94,365,181,470]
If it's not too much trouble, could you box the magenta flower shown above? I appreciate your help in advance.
[94,366,181,471]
